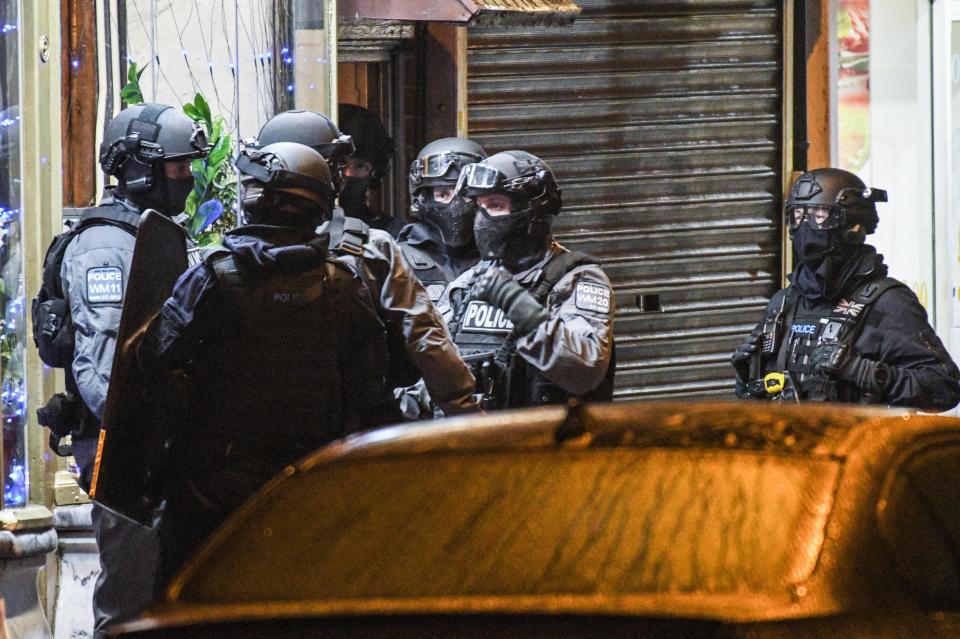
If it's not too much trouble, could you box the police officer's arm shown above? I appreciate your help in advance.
[61,236,134,420]
[136,263,220,372]
[868,287,960,411]
[364,231,479,413]
[515,265,615,396]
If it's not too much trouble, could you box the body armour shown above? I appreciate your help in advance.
[397,222,479,303]
[739,274,960,411]
[180,250,388,483]
[446,250,615,409]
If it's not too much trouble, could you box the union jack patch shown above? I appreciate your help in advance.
[833,299,865,317]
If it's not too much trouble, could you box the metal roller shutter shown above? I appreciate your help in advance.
[468,0,784,400]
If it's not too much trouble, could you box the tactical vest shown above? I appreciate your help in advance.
[31,203,141,452]
[327,208,421,388]
[768,277,902,402]
[449,251,616,409]
[180,247,388,482]
[400,242,449,303]
[33,204,140,368]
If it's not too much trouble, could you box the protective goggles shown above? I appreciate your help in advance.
[412,151,484,184]
[456,162,502,192]
[786,204,847,230]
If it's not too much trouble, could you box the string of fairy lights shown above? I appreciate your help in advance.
[0,8,26,507]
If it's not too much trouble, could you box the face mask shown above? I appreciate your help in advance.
[474,209,550,266]
[422,198,476,251]
[340,176,372,221]
[792,224,839,269]
[164,176,196,215]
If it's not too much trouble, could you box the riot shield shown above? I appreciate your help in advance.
[90,210,188,525]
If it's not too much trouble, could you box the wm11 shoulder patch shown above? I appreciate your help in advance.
[574,280,611,314]
[86,265,124,304]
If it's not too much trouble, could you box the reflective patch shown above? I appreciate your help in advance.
[574,281,611,314]
[86,266,124,304]
[461,300,514,334]
[426,284,446,302]
[791,324,818,336]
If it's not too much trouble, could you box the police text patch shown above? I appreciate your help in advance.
[574,281,611,314]
[461,300,514,334]
[86,266,124,304]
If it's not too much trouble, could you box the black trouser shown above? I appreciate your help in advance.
[73,437,160,639]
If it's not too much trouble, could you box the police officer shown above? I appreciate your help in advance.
[338,103,403,236]
[438,150,615,408]
[732,167,960,410]
[398,137,486,302]
[136,142,478,582]
[63,103,207,637]
[253,109,355,195]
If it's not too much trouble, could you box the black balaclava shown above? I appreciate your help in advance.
[340,175,372,221]
[791,225,884,301]
[474,206,551,271]
[421,196,478,258]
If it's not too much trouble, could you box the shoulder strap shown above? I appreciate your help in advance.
[774,286,799,373]
[531,250,599,303]
[41,206,141,299]
[328,207,369,258]
[75,204,141,236]
[850,276,904,306]
[400,242,440,271]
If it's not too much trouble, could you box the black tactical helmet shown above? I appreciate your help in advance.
[236,142,336,228]
[99,103,208,214]
[457,150,562,218]
[254,110,355,193]
[408,137,486,216]
[785,168,887,236]
[338,103,394,183]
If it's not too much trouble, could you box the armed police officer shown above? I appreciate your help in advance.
[732,168,960,410]
[337,103,404,236]
[33,103,208,637]
[252,109,473,408]
[438,151,615,409]
[398,138,486,302]
[252,109,355,195]
[136,142,478,582]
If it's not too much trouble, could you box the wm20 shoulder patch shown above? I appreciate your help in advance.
[86,266,124,304]
[574,280,611,314]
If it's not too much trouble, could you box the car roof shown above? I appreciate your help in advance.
[127,401,960,633]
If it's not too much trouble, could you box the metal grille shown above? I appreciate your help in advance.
[468,0,783,400]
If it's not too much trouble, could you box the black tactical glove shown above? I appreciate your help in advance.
[473,266,549,336]
[37,392,82,444]
[811,343,891,396]
[731,333,761,384]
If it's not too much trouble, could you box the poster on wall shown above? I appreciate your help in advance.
[838,0,870,174]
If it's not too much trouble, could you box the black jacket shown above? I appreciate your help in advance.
[738,274,960,412]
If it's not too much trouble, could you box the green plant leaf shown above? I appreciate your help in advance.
[193,93,213,131]
[208,137,232,166]
[119,85,143,105]
[127,61,139,83]
[182,102,202,122]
